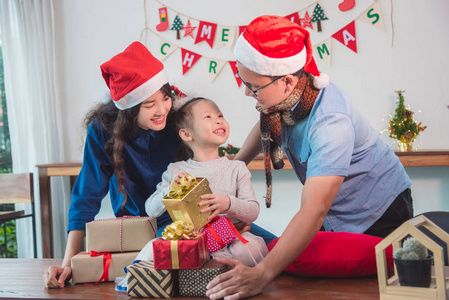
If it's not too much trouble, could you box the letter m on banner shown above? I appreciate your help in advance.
[181,48,202,75]
[195,21,217,48]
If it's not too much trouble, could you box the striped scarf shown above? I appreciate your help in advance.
[256,73,319,208]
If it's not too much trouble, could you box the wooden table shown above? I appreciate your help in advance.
[36,150,449,258]
[0,258,380,299]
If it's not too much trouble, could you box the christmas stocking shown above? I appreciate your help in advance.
[338,0,355,11]
[156,7,168,31]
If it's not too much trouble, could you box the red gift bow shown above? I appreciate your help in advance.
[83,251,112,285]
[201,217,249,250]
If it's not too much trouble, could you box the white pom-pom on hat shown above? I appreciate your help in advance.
[100,90,112,104]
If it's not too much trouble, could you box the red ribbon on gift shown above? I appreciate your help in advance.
[83,251,112,285]
[202,217,249,249]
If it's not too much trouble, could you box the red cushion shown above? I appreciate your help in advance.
[267,231,393,277]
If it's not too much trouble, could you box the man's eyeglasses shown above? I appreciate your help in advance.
[236,72,284,97]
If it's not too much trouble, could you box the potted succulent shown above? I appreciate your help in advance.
[393,237,433,287]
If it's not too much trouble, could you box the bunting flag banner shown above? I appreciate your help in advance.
[314,38,332,66]
[205,58,226,83]
[238,26,247,37]
[215,26,237,49]
[182,20,197,38]
[156,7,169,32]
[358,2,385,32]
[181,48,202,74]
[311,4,329,32]
[332,21,357,53]
[171,15,184,40]
[159,37,178,61]
[228,61,242,87]
[195,21,217,48]
[285,12,302,27]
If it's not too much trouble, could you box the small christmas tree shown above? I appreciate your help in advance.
[311,4,328,32]
[389,90,426,145]
[171,15,184,40]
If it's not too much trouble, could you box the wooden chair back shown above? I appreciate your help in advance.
[0,173,34,204]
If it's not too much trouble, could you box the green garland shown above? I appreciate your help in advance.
[389,90,426,143]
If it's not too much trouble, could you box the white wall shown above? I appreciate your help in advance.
[54,0,449,237]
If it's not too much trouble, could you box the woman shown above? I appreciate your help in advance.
[43,41,178,288]
[206,15,413,299]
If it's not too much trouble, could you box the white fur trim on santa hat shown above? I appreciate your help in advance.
[234,35,307,77]
[313,73,329,90]
[114,69,168,110]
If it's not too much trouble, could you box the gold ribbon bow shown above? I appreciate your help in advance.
[167,173,197,199]
[161,221,197,240]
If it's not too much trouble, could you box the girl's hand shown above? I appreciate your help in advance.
[172,171,188,186]
[199,194,230,221]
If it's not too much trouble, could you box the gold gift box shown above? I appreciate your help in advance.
[162,177,211,230]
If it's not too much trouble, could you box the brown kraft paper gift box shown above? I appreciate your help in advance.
[86,216,157,252]
[71,251,138,284]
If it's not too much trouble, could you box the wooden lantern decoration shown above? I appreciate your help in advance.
[376,215,449,299]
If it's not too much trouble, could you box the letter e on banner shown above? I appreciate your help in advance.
[181,48,202,75]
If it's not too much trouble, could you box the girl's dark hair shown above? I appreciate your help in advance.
[173,97,215,161]
[83,83,174,209]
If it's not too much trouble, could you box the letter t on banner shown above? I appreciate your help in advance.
[195,21,217,48]
[181,48,202,75]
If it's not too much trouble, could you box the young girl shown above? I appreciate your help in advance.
[145,97,268,267]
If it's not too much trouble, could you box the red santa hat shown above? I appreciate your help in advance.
[234,15,329,89]
[100,41,168,110]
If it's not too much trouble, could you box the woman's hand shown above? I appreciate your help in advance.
[43,265,72,288]
[206,257,269,300]
[199,194,230,221]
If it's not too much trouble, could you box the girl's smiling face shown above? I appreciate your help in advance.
[137,90,172,131]
[188,100,230,148]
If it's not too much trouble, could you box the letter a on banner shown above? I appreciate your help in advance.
[313,38,332,66]
[159,37,178,61]
[228,61,242,87]
[332,21,357,53]
[195,21,217,48]
[358,2,385,31]
[204,58,226,83]
[181,48,202,75]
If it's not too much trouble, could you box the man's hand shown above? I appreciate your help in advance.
[43,265,72,288]
[206,257,269,300]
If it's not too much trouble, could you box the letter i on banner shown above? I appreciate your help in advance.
[332,21,357,53]
[159,37,178,61]
[228,61,242,87]
[358,2,385,31]
[313,38,332,66]
[181,48,202,75]
[204,58,226,83]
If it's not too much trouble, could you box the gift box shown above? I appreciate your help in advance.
[162,177,212,230]
[86,216,157,252]
[153,234,209,270]
[127,260,175,298]
[201,216,248,252]
[71,251,138,284]
[178,259,229,297]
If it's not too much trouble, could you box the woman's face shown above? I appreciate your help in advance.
[137,89,172,131]
[236,62,289,109]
